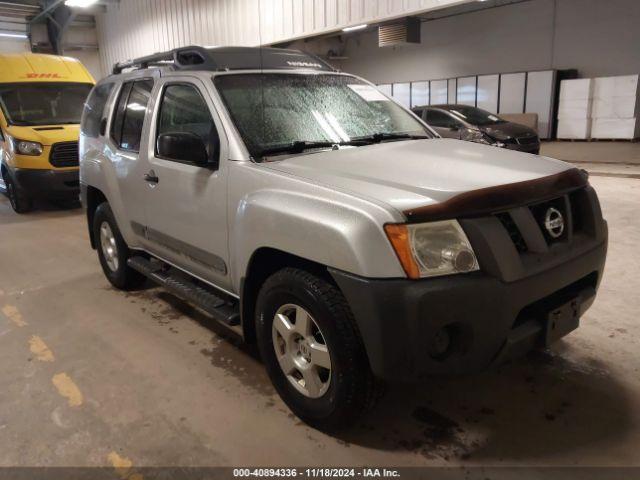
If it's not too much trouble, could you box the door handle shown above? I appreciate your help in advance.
[144,170,159,184]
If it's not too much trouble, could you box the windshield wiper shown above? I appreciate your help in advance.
[355,132,430,144]
[258,139,371,158]
[257,134,429,159]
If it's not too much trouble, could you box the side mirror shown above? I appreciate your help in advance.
[157,132,208,165]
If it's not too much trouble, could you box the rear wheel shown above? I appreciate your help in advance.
[93,202,145,290]
[4,175,32,214]
[256,267,380,431]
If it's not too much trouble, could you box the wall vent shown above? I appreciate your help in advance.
[378,18,421,47]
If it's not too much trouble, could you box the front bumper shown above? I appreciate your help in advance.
[331,239,606,382]
[330,185,607,382]
[13,168,80,199]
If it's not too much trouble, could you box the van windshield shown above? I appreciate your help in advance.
[214,73,432,159]
[0,82,93,126]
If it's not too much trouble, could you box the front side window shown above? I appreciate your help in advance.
[156,83,217,160]
[111,79,154,152]
[81,83,114,138]
[214,73,432,159]
[0,82,93,126]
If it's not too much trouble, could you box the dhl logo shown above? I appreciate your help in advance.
[21,73,68,79]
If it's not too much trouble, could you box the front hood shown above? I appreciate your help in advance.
[262,138,573,214]
[4,124,80,146]
[481,122,536,140]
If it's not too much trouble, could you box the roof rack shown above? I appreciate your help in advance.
[112,45,337,75]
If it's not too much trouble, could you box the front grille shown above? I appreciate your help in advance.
[496,212,528,253]
[49,141,79,167]
[530,197,568,244]
[516,135,539,146]
[495,188,592,254]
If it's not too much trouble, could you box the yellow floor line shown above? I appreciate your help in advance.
[51,373,83,407]
[108,451,143,480]
[29,335,55,362]
[1,305,27,327]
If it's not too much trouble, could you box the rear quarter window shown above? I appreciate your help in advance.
[81,83,114,138]
[110,79,154,152]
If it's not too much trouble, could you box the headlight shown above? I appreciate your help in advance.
[385,220,479,279]
[13,138,43,156]
[461,128,491,145]
[461,128,507,148]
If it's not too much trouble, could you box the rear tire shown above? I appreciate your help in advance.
[255,267,380,432]
[93,202,145,290]
[4,175,32,214]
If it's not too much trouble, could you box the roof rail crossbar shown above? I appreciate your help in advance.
[112,46,338,75]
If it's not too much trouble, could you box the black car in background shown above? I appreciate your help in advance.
[413,104,540,154]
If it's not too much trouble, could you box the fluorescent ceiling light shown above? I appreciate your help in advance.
[342,24,367,32]
[65,0,99,7]
[0,32,28,39]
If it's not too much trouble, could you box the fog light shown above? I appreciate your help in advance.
[428,327,451,358]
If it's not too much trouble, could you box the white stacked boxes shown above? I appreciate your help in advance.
[591,75,639,139]
[557,79,593,139]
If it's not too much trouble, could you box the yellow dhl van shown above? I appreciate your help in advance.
[0,53,94,213]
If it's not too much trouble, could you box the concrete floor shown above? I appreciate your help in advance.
[0,165,639,468]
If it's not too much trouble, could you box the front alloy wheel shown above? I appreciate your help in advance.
[99,221,119,272]
[256,267,381,431]
[272,304,332,399]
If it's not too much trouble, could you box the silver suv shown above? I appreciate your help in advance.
[80,46,608,431]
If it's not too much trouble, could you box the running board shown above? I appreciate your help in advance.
[127,256,240,327]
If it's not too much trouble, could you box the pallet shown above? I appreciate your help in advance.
[556,138,638,142]
[587,138,638,142]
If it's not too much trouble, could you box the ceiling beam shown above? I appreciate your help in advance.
[28,0,65,24]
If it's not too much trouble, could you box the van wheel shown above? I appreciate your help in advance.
[5,176,32,213]
[255,267,380,432]
[93,202,145,290]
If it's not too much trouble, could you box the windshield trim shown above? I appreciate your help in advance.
[212,71,436,163]
[0,81,94,127]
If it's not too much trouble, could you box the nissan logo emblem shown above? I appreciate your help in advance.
[544,207,565,238]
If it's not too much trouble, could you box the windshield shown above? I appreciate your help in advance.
[214,73,432,159]
[0,82,93,126]
[446,105,506,127]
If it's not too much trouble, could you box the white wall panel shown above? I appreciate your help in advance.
[393,82,411,108]
[377,84,392,97]
[477,74,499,113]
[499,72,526,114]
[431,80,448,105]
[447,79,456,104]
[526,70,555,138]
[411,81,429,107]
[456,76,476,106]
[96,0,473,77]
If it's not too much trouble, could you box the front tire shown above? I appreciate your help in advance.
[93,202,145,290]
[256,267,380,431]
[4,175,32,214]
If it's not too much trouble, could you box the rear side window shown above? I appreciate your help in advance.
[110,79,154,152]
[81,83,113,138]
[156,83,217,160]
